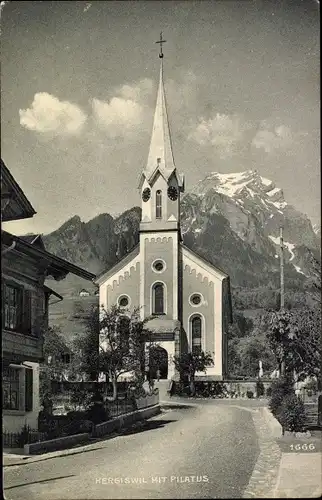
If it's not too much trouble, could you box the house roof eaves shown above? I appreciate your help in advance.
[1,159,37,221]
[2,230,96,281]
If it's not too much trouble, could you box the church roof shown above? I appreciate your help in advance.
[94,244,140,285]
[181,243,229,280]
[143,317,181,334]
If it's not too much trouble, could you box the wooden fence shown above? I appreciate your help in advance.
[3,426,47,448]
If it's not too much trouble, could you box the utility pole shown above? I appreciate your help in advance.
[280,226,285,310]
[280,226,285,376]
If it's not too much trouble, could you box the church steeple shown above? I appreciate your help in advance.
[140,33,183,188]
[144,57,175,183]
[139,33,184,234]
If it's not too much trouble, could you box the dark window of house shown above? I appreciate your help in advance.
[191,316,202,354]
[2,283,31,334]
[25,366,33,412]
[153,283,164,314]
[2,366,20,410]
[156,190,162,219]
[3,283,23,332]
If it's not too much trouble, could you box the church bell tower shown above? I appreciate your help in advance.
[138,33,184,339]
[139,33,184,235]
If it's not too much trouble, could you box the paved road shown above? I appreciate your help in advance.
[4,402,260,499]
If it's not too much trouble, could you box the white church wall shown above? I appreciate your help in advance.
[182,247,227,379]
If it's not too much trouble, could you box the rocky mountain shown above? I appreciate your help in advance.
[313,223,321,238]
[43,208,141,276]
[39,170,319,300]
[184,170,320,278]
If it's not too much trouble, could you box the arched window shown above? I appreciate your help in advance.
[191,315,202,354]
[153,283,165,314]
[156,190,162,219]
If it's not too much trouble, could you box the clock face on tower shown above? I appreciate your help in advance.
[167,186,178,201]
[142,188,151,202]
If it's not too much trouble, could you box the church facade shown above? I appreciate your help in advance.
[95,52,232,381]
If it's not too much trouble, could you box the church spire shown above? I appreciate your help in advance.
[143,33,176,184]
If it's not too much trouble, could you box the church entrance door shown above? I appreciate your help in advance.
[149,346,168,380]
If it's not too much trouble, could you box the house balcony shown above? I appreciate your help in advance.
[2,329,44,363]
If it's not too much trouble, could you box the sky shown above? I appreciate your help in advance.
[1,0,320,235]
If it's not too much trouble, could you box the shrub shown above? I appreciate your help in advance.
[305,378,318,394]
[45,426,61,440]
[70,385,88,410]
[277,393,306,432]
[266,386,272,397]
[62,419,93,436]
[318,395,322,427]
[246,390,254,399]
[256,380,265,398]
[269,377,294,417]
[87,402,109,424]
[66,410,90,421]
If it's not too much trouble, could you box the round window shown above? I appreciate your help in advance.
[152,259,166,273]
[118,296,129,307]
[190,293,202,306]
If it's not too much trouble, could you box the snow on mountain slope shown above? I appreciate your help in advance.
[192,169,287,212]
[267,234,306,276]
[188,169,317,248]
[182,169,319,279]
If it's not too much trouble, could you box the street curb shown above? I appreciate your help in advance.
[3,404,161,467]
[262,406,283,438]
[242,406,282,498]
[160,400,199,408]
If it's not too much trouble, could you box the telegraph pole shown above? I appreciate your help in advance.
[280,226,285,376]
[280,226,285,310]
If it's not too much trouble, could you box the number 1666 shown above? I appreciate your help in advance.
[290,443,316,451]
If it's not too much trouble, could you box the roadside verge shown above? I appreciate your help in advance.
[3,404,160,467]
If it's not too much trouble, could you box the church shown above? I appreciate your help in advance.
[95,38,232,381]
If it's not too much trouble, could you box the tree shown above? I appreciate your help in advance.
[267,304,321,384]
[227,311,275,379]
[74,305,157,401]
[73,304,100,382]
[73,301,85,319]
[40,325,82,405]
[233,334,275,378]
[173,351,213,396]
[227,312,254,340]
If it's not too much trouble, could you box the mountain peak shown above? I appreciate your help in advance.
[190,170,286,210]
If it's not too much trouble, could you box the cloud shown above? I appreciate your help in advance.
[118,78,153,102]
[91,97,144,137]
[91,78,153,137]
[188,111,295,159]
[252,122,293,153]
[188,113,252,158]
[19,78,154,142]
[19,92,87,136]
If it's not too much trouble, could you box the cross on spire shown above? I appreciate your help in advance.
[156,31,166,58]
